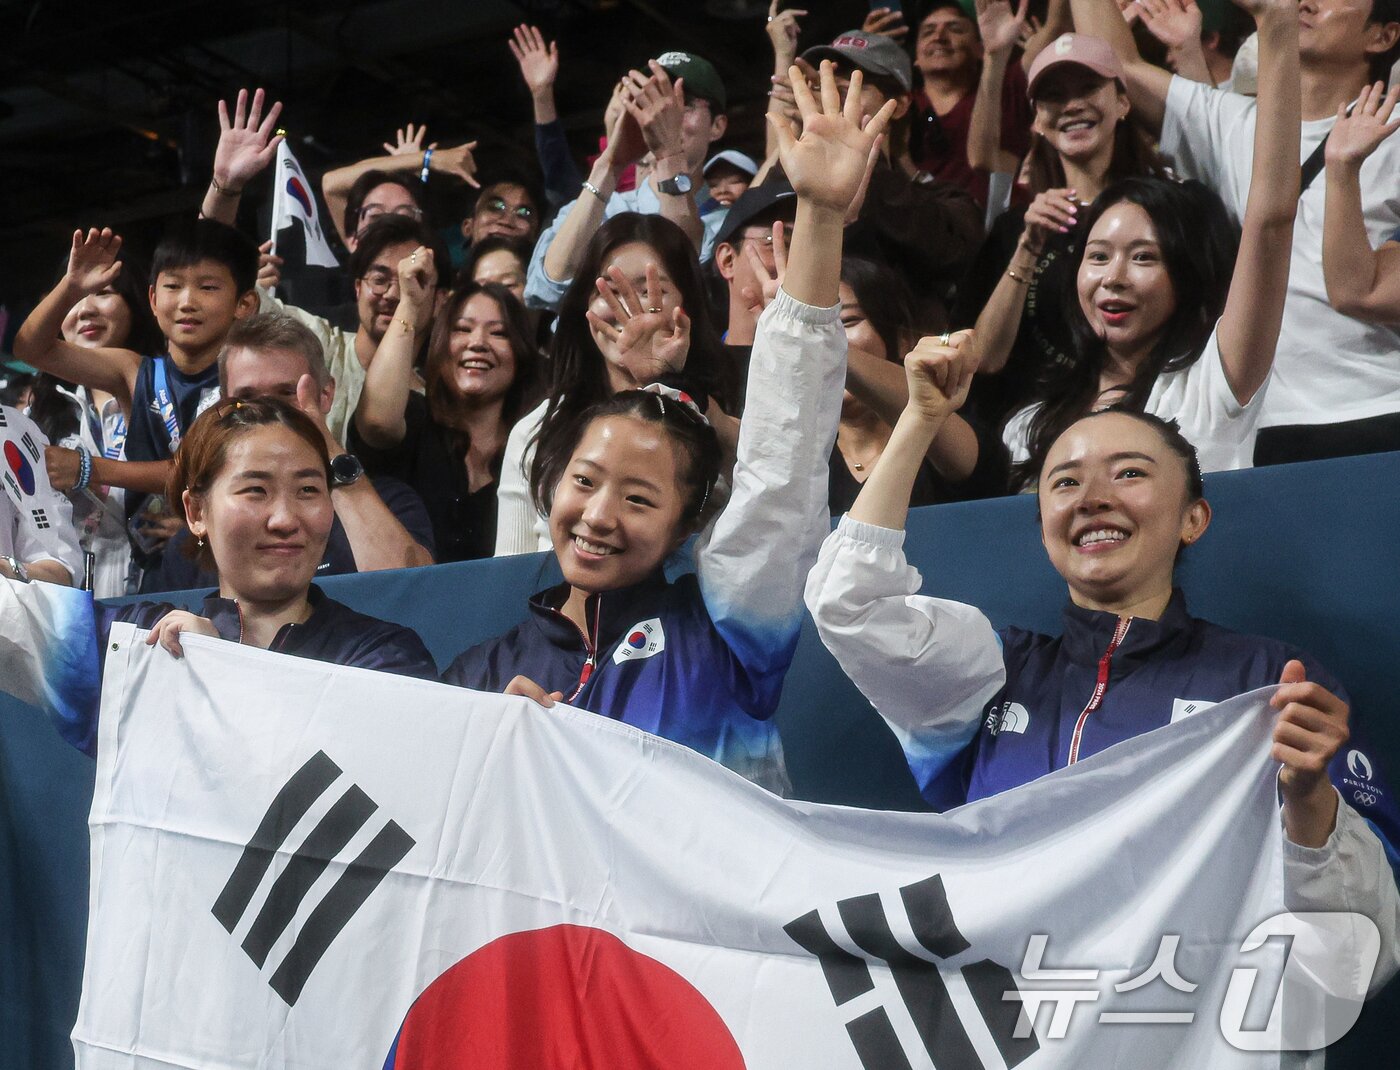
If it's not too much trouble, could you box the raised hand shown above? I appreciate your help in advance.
[44,446,82,492]
[431,142,481,188]
[1131,0,1202,51]
[1326,82,1400,168]
[1272,660,1349,846]
[587,263,692,386]
[862,6,909,39]
[66,228,123,294]
[509,24,560,94]
[396,246,438,326]
[739,221,789,314]
[770,61,897,216]
[1022,188,1080,249]
[904,331,977,423]
[976,0,1030,55]
[383,123,434,156]
[604,101,649,173]
[1018,13,1044,49]
[623,63,686,162]
[214,88,283,190]
[766,1,808,60]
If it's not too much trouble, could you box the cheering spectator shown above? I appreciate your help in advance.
[14,221,259,578]
[797,30,984,321]
[1003,0,1301,483]
[1322,81,1400,324]
[0,403,83,586]
[508,23,585,210]
[702,150,759,208]
[147,313,435,591]
[443,60,895,793]
[711,180,797,360]
[500,213,736,556]
[1130,0,1254,88]
[957,33,1171,428]
[459,182,540,251]
[525,52,729,312]
[1071,0,1400,464]
[26,254,161,597]
[321,130,477,251]
[354,257,543,563]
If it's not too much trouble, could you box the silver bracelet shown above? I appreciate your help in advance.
[581,180,607,203]
[2,555,29,583]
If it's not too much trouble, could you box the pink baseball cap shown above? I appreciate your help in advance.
[1025,34,1126,100]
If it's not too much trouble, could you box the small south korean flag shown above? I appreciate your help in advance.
[613,618,666,664]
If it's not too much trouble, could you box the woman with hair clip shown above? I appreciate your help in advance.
[493,211,738,556]
[4,396,438,758]
[26,253,163,597]
[958,27,1172,428]
[806,371,1400,989]
[444,62,896,794]
[353,276,542,561]
[999,0,1303,487]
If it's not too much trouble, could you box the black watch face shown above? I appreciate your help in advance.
[331,454,362,485]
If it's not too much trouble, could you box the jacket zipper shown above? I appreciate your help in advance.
[1067,615,1132,766]
[560,597,602,703]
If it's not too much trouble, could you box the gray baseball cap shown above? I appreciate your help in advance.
[801,31,913,95]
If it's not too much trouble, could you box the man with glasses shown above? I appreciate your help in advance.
[525,51,731,313]
[712,181,797,366]
[256,216,449,445]
[460,181,540,250]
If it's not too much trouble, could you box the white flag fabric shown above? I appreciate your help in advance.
[76,624,1331,1069]
[270,141,339,268]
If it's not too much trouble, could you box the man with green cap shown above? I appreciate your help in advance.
[525,51,730,312]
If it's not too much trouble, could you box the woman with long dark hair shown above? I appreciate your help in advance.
[958,31,1172,428]
[493,211,736,556]
[353,272,542,561]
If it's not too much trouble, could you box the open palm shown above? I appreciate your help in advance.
[976,0,1030,55]
[68,228,123,293]
[772,62,896,215]
[214,88,283,187]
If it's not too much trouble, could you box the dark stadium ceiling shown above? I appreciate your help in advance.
[0,0,863,304]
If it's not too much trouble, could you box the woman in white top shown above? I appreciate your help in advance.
[1002,1,1300,487]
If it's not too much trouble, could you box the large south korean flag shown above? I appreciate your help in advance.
[74,625,1350,1068]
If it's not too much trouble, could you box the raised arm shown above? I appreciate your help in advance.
[353,247,436,448]
[1214,0,1300,406]
[623,62,704,250]
[1069,0,1174,131]
[12,229,142,404]
[763,1,806,162]
[969,0,1030,174]
[1019,0,1071,68]
[695,62,894,698]
[199,88,283,226]
[321,141,478,246]
[1323,83,1400,323]
[509,25,585,204]
[1132,0,1215,86]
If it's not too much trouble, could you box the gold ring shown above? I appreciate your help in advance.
[645,306,663,314]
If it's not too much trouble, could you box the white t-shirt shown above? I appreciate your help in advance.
[1003,327,1268,474]
[492,398,551,556]
[1,405,84,582]
[1162,75,1400,428]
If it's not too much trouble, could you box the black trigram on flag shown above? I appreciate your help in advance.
[212,750,414,1006]
[786,874,1039,1070]
[31,508,49,529]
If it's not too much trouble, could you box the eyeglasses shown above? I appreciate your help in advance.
[480,197,534,221]
[740,228,790,248]
[358,268,399,295]
[359,204,423,224]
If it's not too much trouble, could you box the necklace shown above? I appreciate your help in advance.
[852,461,865,471]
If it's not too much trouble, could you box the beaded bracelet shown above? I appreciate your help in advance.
[420,148,434,183]
[72,445,93,492]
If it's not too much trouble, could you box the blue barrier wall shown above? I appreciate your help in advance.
[4,451,1398,1067]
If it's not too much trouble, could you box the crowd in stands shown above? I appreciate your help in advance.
[3,0,1400,998]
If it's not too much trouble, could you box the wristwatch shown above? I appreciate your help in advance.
[329,453,365,488]
[655,173,693,197]
[1,555,30,583]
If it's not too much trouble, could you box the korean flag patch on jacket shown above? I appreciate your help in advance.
[613,618,666,665]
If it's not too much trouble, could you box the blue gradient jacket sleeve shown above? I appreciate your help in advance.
[804,515,1007,794]
[693,289,847,718]
[0,578,101,753]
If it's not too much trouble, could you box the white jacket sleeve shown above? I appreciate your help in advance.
[493,400,548,557]
[805,514,1006,779]
[1284,795,1400,997]
[693,289,845,693]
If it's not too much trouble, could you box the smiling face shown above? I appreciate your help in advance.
[62,287,134,349]
[915,6,983,79]
[183,424,334,606]
[1076,201,1177,365]
[443,292,517,405]
[149,260,253,358]
[354,239,421,343]
[549,414,689,594]
[1031,66,1129,164]
[588,241,681,392]
[1038,412,1210,614]
[468,184,538,244]
[472,247,528,303]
